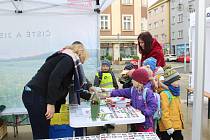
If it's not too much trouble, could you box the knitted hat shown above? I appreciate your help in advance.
[154,66,164,76]
[124,63,135,70]
[121,63,135,75]
[101,60,111,67]
[131,67,150,85]
[164,68,181,86]
[143,57,157,71]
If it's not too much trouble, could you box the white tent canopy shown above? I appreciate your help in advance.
[0,0,113,14]
[0,0,113,108]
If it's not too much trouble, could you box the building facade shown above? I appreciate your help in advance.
[147,0,170,54]
[100,0,148,62]
[170,0,195,56]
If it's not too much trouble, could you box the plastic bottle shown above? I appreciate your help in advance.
[90,93,100,121]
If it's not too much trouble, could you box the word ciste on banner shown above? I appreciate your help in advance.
[0,30,51,39]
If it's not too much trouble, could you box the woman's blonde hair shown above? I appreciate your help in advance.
[64,42,89,62]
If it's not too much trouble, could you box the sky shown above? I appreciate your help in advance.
[148,0,158,6]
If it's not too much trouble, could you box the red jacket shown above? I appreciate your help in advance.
[141,38,165,67]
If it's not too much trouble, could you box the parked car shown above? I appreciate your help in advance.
[164,54,177,62]
[177,55,191,63]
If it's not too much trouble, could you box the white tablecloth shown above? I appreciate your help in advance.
[69,102,145,128]
[49,132,160,140]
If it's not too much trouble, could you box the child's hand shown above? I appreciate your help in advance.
[167,128,175,135]
[89,86,96,93]
[105,97,114,104]
[101,88,106,92]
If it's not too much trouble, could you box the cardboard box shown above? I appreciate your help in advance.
[0,121,7,140]
[50,112,69,125]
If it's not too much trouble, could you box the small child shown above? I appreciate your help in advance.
[143,57,168,92]
[110,67,157,132]
[154,66,167,93]
[158,68,184,140]
[142,57,157,72]
[119,63,135,88]
[94,60,118,89]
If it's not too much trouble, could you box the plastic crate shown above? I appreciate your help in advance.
[0,121,7,140]
[49,125,73,138]
[49,125,83,138]
[60,104,69,113]
[50,112,69,125]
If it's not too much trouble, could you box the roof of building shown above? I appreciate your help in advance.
[148,0,169,11]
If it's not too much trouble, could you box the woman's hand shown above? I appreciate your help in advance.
[89,86,96,93]
[45,104,55,120]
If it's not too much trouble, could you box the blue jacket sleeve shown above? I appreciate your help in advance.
[141,89,157,117]
[110,88,132,99]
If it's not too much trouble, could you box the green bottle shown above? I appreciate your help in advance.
[91,93,100,121]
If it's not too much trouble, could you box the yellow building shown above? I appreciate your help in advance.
[100,0,147,62]
[148,0,170,54]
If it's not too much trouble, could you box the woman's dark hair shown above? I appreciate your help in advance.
[137,32,153,54]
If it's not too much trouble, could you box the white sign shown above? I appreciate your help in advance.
[0,15,97,60]
[0,14,98,108]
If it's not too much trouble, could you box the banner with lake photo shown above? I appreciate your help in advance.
[0,14,99,108]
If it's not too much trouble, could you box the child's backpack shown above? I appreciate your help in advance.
[142,89,172,120]
[131,87,159,119]
[141,88,160,120]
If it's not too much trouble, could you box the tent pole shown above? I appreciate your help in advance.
[94,0,100,13]
[192,0,206,140]
[95,0,100,67]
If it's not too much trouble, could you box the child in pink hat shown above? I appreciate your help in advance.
[110,67,157,132]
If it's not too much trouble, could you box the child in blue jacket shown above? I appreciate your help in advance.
[110,67,157,132]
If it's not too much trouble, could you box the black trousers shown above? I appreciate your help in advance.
[159,130,183,140]
[22,87,50,139]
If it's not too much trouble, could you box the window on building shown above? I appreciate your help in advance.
[122,0,133,5]
[148,11,151,17]
[154,8,158,14]
[178,30,183,39]
[172,32,176,40]
[141,18,147,31]
[149,23,152,29]
[122,15,133,31]
[100,14,110,30]
[154,35,158,39]
[142,0,147,7]
[154,21,159,28]
[161,33,165,41]
[178,14,183,23]
[161,5,164,12]
[100,44,112,56]
[172,16,176,24]
[161,19,164,25]
[120,43,137,58]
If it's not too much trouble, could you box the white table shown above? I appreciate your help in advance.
[50,132,160,140]
[69,102,145,135]
[0,107,28,137]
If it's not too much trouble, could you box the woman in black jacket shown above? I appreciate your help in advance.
[22,42,92,139]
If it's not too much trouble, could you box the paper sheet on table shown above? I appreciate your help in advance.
[100,106,112,114]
